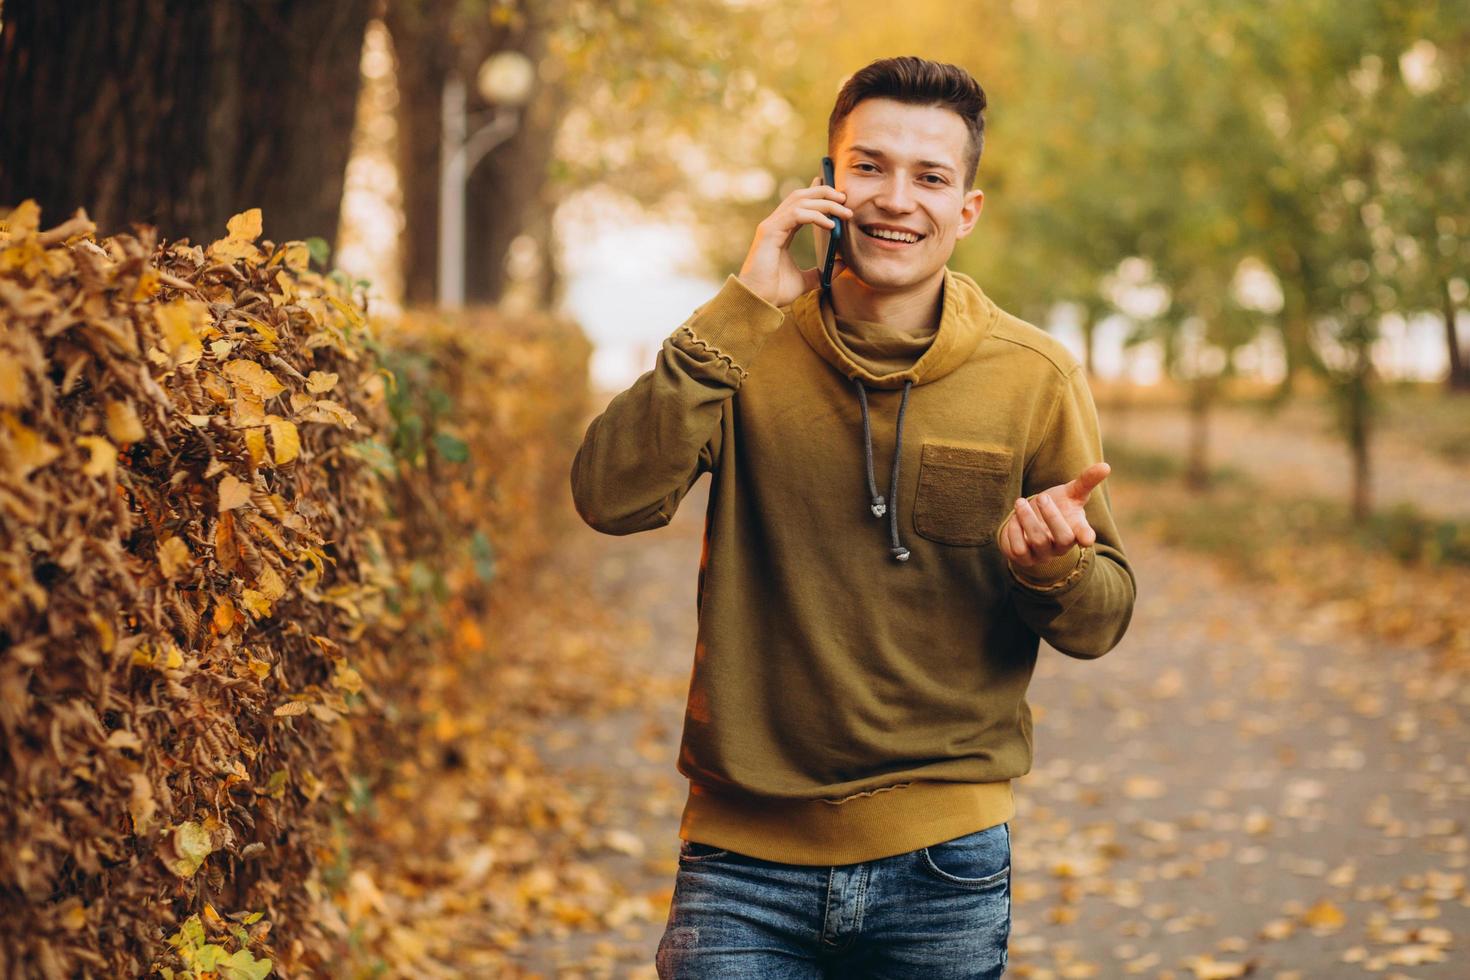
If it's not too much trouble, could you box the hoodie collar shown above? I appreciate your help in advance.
[792,264,998,389]
[795,267,1001,564]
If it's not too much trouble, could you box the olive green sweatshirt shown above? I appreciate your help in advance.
[569,267,1137,865]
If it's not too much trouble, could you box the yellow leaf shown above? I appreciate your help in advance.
[1123,775,1166,800]
[256,564,287,601]
[157,536,192,580]
[128,773,156,836]
[222,359,284,399]
[269,418,300,465]
[153,299,207,366]
[232,390,266,427]
[218,474,251,512]
[106,729,143,751]
[76,435,117,477]
[1302,899,1346,930]
[227,208,262,241]
[244,427,268,467]
[331,663,363,694]
[105,400,146,444]
[212,600,237,635]
[2,199,41,238]
[326,293,365,330]
[278,241,310,272]
[87,610,115,653]
[131,266,161,301]
[240,310,279,349]
[306,370,338,394]
[2,411,62,477]
[298,398,357,429]
[247,656,271,680]
[163,821,213,878]
[274,700,310,717]
[240,589,272,618]
[0,357,27,408]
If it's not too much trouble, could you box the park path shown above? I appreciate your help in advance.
[1101,399,1470,522]
[501,402,1468,979]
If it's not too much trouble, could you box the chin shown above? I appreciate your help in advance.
[849,264,940,291]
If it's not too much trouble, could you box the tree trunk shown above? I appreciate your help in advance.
[1444,277,1470,393]
[463,19,560,305]
[382,2,453,307]
[1346,363,1372,524]
[0,0,371,247]
[1184,373,1213,491]
[1080,302,1097,378]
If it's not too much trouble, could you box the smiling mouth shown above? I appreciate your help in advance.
[859,225,926,246]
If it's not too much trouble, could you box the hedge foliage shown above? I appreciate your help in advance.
[0,200,592,976]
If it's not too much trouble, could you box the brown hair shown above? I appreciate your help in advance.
[827,56,988,188]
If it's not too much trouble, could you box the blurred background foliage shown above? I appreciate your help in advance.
[1,0,1466,600]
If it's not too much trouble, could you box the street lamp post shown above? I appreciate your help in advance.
[437,51,535,309]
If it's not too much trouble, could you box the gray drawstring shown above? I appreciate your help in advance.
[854,377,913,562]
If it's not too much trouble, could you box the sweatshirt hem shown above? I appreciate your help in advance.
[678,778,1015,866]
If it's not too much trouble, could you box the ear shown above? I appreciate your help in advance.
[953,188,985,240]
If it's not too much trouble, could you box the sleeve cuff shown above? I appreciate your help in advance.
[676,274,788,374]
[996,509,1086,589]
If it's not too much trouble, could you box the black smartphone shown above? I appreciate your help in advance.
[820,155,844,292]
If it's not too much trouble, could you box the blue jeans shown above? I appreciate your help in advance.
[656,821,1011,978]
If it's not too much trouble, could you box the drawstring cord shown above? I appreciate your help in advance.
[854,377,914,562]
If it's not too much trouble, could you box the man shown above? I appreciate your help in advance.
[570,55,1136,978]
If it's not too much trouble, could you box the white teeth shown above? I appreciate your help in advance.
[865,227,920,244]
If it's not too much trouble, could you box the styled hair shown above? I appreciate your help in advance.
[827,56,988,188]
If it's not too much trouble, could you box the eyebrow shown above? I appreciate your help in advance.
[847,145,957,176]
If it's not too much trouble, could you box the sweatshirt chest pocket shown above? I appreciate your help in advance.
[911,441,1014,547]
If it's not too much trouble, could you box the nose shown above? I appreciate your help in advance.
[873,172,916,214]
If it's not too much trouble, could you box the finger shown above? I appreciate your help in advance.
[1013,497,1052,556]
[1069,461,1111,502]
[1074,515,1097,548]
[806,176,846,200]
[1036,494,1076,548]
[1003,510,1027,560]
[805,197,854,218]
[795,207,839,229]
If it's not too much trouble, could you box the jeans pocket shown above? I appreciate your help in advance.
[678,839,731,863]
[919,822,1011,888]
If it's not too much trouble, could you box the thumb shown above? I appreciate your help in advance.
[1069,461,1111,501]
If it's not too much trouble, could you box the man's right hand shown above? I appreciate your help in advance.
[738,176,854,309]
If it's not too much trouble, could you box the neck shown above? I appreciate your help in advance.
[830,267,945,334]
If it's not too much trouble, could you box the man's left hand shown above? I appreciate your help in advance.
[1000,462,1111,569]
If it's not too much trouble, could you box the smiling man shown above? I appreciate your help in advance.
[571,55,1137,978]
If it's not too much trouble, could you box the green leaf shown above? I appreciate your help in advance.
[218,947,274,980]
[432,432,469,463]
[471,531,497,584]
[305,237,330,268]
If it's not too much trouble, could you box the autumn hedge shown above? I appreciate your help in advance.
[0,201,592,977]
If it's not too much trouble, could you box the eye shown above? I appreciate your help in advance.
[922,175,946,184]
[855,162,878,172]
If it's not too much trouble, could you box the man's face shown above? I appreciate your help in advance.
[830,97,984,291]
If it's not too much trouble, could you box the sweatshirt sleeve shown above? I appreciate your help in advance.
[570,274,786,535]
[993,364,1137,659]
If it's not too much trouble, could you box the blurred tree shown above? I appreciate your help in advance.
[1383,7,1470,392]
[0,0,374,246]
[386,0,795,310]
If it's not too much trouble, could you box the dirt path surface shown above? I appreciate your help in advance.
[508,462,1469,977]
[1101,401,1470,522]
